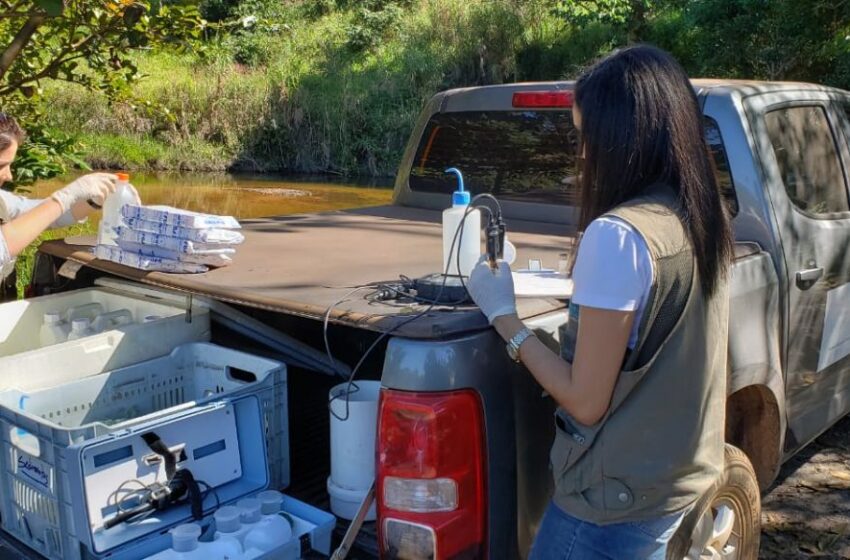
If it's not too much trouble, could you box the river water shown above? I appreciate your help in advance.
[30,172,395,224]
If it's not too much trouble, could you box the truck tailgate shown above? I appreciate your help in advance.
[39,205,574,338]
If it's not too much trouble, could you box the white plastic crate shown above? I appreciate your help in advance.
[0,287,210,393]
[0,343,288,560]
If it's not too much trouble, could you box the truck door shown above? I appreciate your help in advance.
[748,93,850,446]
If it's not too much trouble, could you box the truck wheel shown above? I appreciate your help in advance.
[667,444,761,560]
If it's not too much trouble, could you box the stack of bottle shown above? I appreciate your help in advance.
[39,302,141,346]
[144,491,295,560]
[94,173,244,274]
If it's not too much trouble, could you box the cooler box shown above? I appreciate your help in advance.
[0,343,287,560]
[0,286,210,392]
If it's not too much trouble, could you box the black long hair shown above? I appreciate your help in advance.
[574,45,733,297]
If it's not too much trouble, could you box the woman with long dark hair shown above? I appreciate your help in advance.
[467,45,733,558]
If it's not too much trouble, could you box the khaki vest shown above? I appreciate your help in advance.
[552,184,729,524]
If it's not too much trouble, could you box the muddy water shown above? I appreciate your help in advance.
[30,172,394,225]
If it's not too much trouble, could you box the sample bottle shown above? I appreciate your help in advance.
[98,172,137,247]
[67,318,94,340]
[234,498,263,544]
[65,302,105,323]
[92,309,133,333]
[214,504,252,548]
[39,311,68,346]
[442,168,481,277]
[243,490,292,553]
[144,522,242,560]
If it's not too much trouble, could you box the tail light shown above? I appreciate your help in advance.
[512,91,573,108]
[377,389,487,560]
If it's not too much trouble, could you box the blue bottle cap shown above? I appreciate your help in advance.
[446,167,470,205]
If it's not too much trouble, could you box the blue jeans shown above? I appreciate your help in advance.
[529,501,685,560]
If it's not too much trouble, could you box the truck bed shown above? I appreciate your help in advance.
[40,205,574,339]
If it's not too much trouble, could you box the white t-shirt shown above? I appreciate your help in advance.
[570,216,654,348]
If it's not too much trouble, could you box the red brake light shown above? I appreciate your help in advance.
[512,91,573,108]
[377,389,487,559]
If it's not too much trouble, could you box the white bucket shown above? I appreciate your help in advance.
[328,381,381,520]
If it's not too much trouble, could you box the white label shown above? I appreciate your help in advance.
[818,282,850,372]
[58,260,83,280]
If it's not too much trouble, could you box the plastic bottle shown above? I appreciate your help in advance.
[243,490,292,553]
[442,168,481,277]
[214,505,252,547]
[98,172,137,247]
[233,498,263,544]
[144,523,242,560]
[92,309,133,333]
[39,311,68,346]
[67,318,94,341]
[65,302,104,323]
[144,523,206,559]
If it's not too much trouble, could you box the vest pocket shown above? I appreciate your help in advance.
[550,410,599,481]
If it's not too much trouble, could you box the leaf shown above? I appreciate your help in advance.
[34,0,64,17]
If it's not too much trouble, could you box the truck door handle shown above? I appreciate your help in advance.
[796,267,824,289]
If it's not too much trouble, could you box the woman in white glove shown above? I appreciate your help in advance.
[0,113,132,290]
[467,46,734,559]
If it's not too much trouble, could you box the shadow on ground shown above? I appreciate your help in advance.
[761,415,850,559]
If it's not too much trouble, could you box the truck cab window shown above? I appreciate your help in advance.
[409,111,580,205]
[764,105,850,215]
[704,117,739,216]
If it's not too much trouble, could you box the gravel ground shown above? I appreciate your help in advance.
[760,415,850,559]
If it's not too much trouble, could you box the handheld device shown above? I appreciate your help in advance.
[486,214,506,271]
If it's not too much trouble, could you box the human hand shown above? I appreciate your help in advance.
[467,256,517,324]
[50,173,118,213]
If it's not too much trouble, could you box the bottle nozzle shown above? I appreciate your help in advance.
[445,167,470,205]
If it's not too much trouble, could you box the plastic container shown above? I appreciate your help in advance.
[214,505,253,548]
[328,381,380,520]
[98,172,137,247]
[67,317,94,340]
[247,496,336,560]
[0,343,283,560]
[144,524,206,559]
[39,311,68,346]
[0,286,210,393]
[65,302,104,323]
[91,308,133,333]
[242,490,292,553]
[442,168,481,278]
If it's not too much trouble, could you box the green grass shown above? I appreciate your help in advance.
[40,0,590,177]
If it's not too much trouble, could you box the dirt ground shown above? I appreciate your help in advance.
[760,415,850,559]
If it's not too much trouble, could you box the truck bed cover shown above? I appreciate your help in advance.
[40,205,574,338]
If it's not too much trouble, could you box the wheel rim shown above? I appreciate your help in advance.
[686,497,743,560]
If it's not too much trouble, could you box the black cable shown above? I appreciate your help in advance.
[328,193,501,421]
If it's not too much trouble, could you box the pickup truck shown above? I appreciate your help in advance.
[7,79,850,560]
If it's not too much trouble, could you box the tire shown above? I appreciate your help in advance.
[666,444,761,560]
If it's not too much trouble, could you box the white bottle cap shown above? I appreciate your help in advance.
[71,318,91,332]
[256,490,283,515]
[214,505,242,533]
[43,311,61,324]
[171,523,201,552]
[237,498,262,524]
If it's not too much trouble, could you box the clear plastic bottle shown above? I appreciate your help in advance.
[243,491,292,553]
[98,172,137,247]
[442,168,481,277]
[67,317,94,341]
[65,302,104,323]
[92,309,133,333]
[39,311,68,346]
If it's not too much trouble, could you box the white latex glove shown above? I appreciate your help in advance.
[50,173,118,212]
[467,255,517,324]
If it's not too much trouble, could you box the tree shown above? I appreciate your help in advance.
[0,0,203,187]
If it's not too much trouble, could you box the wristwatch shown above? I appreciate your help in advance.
[507,327,535,362]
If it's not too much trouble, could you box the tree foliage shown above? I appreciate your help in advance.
[0,0,203,187]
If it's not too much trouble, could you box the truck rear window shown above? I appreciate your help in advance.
[409,111,580,205]
[408,111,738,213]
